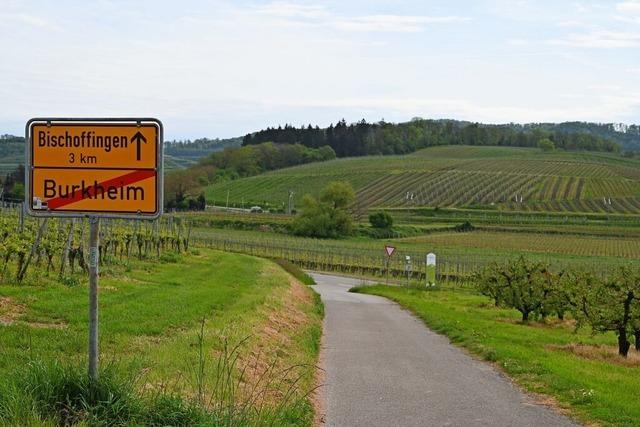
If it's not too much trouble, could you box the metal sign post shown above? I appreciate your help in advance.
[88,217,100,380]
[384,245,395,285]
[25,118,163,381]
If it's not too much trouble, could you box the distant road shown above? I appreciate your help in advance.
[311,273,579,427]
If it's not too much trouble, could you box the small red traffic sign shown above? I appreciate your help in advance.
[385,245,396,257]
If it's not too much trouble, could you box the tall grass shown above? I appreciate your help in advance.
[0,320,315,426]
[271,259,316,286]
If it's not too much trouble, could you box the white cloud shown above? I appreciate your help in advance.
[616,1,640,13]
[333,15,470,33]
[0,1,637,138]
[251,2,469,33]
[507,39,529,46]
[555,20,585,27]
[256,1,329,19]
[0,12,60,31]
[615,1,640,23]
[264,94,640,125]
[549,30,640,48]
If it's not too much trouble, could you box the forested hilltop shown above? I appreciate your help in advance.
[164,136,242,159]
[243,119,640,156]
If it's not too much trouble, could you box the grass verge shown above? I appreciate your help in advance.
[272,259,316,286]
[0,249,323,426]
[352,285,640,427]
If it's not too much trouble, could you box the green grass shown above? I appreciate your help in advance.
[204,145,640,214]
[272,259,316,286]
[0,249,323,425]
[352,285,640,427]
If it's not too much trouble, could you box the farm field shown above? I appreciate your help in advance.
[190,225,640,280]
[396,230,640,259]
[0,248,322,425]
[204,145,640,215]
[352,285,640,427]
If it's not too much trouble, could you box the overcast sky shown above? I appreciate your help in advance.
[1,0,639,140]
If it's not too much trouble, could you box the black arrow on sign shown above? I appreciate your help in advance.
[132,131,147,161]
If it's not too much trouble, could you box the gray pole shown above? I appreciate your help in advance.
[88,217,100,381]
[19,202,24,232]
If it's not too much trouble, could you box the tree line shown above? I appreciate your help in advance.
[164,142,335,210]
[164,136,242,159]
[243,119,621,157]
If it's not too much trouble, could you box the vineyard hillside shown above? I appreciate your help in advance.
[204,145,640,215]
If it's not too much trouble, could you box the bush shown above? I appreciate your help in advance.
[369,211,393,229]
[454,221,475,232]
[292,182,355,238]
[159,251,182,263]
[538,138,555,151]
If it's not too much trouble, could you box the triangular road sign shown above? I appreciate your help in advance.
[385,245,396,257]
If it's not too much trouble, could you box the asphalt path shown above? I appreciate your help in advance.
[311,272,579,427]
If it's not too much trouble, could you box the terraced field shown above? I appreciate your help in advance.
[204,146,640,214]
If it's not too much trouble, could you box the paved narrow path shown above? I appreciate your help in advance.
[311,273,579,427]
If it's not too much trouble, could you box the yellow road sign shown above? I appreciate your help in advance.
[26,118,163,218]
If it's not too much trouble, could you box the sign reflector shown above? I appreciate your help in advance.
[25,118,163,218]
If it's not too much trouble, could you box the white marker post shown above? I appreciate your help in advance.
[405,255,412,287]
[426,253,436,287]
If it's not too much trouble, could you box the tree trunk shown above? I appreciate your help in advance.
[59,219,75,279]
[618,328,630,357]
[635,328,640,352]
[17,219,48,283]
[521,310,529,323]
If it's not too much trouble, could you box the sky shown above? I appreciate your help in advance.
[1,0,639,140]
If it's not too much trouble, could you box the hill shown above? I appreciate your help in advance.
[164,136,242,170]
[0,135,243,176]
[204,145,640,215]
[0,135,24,177]
[530,122,640,151]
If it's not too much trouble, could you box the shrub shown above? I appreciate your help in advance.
[454,221,475,232]
[369,211,393,229]
[159,251,182,263]
[292,182,355,238]
[538,138,555,151]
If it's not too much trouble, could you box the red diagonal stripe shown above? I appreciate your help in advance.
[46,170,156,209]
